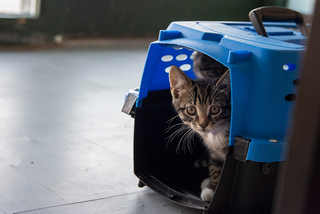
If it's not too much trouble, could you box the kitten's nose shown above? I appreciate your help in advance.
[200,123,208,129]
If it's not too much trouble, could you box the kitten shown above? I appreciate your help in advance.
[169,65,231,202]
[191,51,228,83]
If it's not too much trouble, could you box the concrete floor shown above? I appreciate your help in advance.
[0,39,202,214]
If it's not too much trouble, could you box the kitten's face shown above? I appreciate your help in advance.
[169,66,231,136]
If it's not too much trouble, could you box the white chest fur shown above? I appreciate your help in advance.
[201,127,229,159]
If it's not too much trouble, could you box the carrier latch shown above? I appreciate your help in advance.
[233,136,251,162]
[122,88,139,118]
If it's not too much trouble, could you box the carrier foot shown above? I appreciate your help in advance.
[138,180,145,188]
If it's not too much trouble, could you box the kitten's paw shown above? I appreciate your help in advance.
[201,178,210,189]
[201,187,214,202]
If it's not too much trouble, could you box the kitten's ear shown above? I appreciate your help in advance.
[169,65,192,98]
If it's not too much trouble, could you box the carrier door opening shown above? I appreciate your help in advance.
[167,49,231,203]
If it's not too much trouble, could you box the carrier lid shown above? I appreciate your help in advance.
[164,21,307,50]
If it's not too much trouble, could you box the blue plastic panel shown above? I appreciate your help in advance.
[246,139,289,162]
[148,46,195,92]
[137,44,195,107]
[137,21,307,162]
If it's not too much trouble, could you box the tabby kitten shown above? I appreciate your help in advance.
[169,65,231,202]
[191,51,229,83]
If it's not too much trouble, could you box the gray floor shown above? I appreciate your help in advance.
[0,39,202,214]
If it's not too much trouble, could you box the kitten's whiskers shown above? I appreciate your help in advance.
[184,129,197,154]
[166,115,180,126]
[211,84,225,100]
[165,122,184,134]
[177,128,194,154]
[166,124,188,144]
[166,123,197,154]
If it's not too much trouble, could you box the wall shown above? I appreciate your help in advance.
[0,0,64,45]
[0,0,286,45]
[63,0,286,37]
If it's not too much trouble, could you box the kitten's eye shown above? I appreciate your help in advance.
[210,106,221,115]
[186,106,197,115]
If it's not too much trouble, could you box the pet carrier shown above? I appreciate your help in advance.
[122,6,308,214]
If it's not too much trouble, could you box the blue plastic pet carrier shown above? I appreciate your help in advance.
[122,6,308,214]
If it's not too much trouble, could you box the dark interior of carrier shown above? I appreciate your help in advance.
[134,89,209,208]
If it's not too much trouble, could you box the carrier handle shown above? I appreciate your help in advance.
[249,6,310,37]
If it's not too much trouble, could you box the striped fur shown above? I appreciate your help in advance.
[169,65,231,202]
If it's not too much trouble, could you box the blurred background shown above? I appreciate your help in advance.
[0,1,316,213]
[0,0,315,46]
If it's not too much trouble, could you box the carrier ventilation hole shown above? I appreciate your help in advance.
[165,64,192,73]
[293,79,300,86]
[161,55,173,62]
[165,67,171,73]
[173,47,183,50]
[176,54,188,61]
[285,94,297,101]
[283,63,296,71]
[180,64,191,71]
